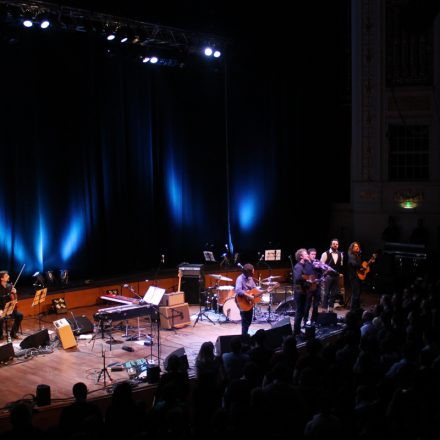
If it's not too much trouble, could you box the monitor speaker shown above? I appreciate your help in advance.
[0,343,14,363]
[20,329,50,349]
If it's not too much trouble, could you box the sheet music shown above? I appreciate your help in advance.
[143,286,165,306]
[264,249,281,261]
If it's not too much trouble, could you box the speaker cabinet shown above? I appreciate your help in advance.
[181,278,202,304]
[159,303,190,329]
[215,334,243,356]
[0,342,14,362]
[67,315,94,334]
[36,384,51,406]
[265,323,293,350]
[54,318,77,349]
[20,329,50,349]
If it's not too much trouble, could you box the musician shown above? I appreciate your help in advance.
[0,270,23,339]
[304,248,320,325]
[347,242,362,310]
[235,263,257,336]
[293,248,310,335]
[320,238,343,312]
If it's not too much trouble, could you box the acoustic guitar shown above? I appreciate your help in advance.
[235,282,280,312]
[357,254,377,281]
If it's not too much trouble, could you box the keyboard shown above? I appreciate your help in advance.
[100,294,140,305]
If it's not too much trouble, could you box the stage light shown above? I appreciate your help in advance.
[204,47,213,56]
[33,271,45,289]
[40,19,50,29]
[23,19,33,28]
[106,33,115,41]
[213,50,221,58]
[142,56,150,63]
[150,56,158,64]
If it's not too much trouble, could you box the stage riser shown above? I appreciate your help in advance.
[16,269,289,317]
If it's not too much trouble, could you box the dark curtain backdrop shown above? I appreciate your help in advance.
[0,18,347,281]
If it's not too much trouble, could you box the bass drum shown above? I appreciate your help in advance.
[223,297,241,322]
[274,295,296,315]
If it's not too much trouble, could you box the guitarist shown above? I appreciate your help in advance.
[347,242,363,310]
[0,270,23,340]
[293,249,311,336]
[235,263,257,336]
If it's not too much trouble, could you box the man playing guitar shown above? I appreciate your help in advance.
[235,263,257,336]
[0,270,23,340]
[347,242,363,310]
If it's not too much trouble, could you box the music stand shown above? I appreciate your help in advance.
[143,286,165,368]
[32,288,47,330]
[203,251,216,262]
[2,300,17,343]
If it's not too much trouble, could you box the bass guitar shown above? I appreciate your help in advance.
[235,282,280,312]
[357,254,377,281]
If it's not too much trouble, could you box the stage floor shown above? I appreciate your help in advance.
[0,301,352,411]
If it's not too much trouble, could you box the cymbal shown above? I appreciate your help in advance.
[217,285,234,290]
[209,274,233,281]
[262,281,278,286]
[261,276,282,282]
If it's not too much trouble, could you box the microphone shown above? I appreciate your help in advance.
[161,254,165,264]
[237,262,243,269]
[259,253,265,261]
[225,244,229,251]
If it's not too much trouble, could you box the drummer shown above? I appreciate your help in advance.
[235,263,257,336]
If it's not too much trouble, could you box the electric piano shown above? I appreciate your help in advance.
[100,293,140,305]
[94,303,154,322]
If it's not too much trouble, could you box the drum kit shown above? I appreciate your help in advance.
[201,274,241,322]
[201,273,292,323]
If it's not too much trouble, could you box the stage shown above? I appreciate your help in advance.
[0,300,349,415]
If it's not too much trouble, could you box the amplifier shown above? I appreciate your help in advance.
[160,292,185,307]
[159,303,191,329]
[178,263,204,277]
[53,318,77,350]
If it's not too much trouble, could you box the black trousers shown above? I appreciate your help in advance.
[294,291,307,334]
[240,308,253,336]
[350,277,362,310]
[304,289,320,324]
[323,275,339,309]
[0,309,23,337]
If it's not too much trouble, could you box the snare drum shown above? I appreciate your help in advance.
[217,286,235,305]
[223,297,241,322]
[261,293,271,304]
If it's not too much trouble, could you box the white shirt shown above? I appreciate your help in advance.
[320,249,343,265]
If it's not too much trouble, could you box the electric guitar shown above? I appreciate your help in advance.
[357,254,377,281]
[235,282,280,312]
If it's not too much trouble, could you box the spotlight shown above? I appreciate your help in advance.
[106,33,116,41]
[60,269,69,286]
[23,19,33,28]
[204,47,213,56]
[213,50,221,58]
[150,56,158,64]
[118,26,131,43]
[40,20,50,29]
[33,271,45,289]
[142,56,150,63]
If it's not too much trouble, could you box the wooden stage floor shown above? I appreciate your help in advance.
[0,300,353,412]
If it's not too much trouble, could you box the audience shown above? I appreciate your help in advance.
[2,274,440,440]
